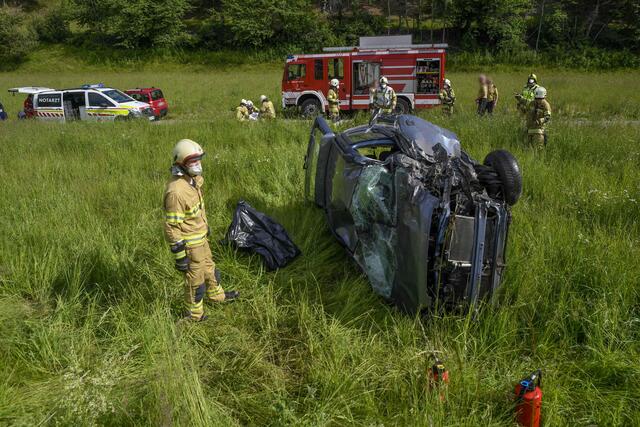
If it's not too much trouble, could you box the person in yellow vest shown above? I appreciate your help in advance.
[327,79,341,122]
[259,95,276,119]
[515,73,539,115]
[370,76,397,115]
[164,139,240,321]
[476,74,489,116]
[526,87,551,148]
[438,78,455,116]
[486,78,499,115]
[236,99,249,121]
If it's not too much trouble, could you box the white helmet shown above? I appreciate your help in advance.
[173,139,204,165]
[246,100,254,108]
[330,78,339,87]
[444,79,451,87]
[379,76,388,85]
[534,86,547,99]
[240,99,247,105]
[260,95,268,102]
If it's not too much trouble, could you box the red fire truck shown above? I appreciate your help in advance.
[282,35,447,117]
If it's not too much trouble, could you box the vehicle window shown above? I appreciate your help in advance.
[88,92,115,108]
[346,131,390,144]
[416,59,440,94]
[353,62,380,95]
[314,60,323,80]
[328,58,344,80]
[101,89,134,103]
[37,93,62,108]
[287,64,306,80]
[151,89,164,100]
[129,93,148,102]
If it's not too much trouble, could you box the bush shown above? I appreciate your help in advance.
[34,2,73,43]
[0,6,38,69]
[73,0,191,49]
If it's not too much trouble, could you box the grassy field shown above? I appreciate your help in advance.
[0,64,639,426]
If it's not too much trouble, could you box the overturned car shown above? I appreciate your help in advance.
[304,115,522,313]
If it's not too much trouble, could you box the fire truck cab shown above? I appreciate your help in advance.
[282,35,447,117]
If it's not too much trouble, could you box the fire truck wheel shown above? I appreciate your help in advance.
[300,98,322,118]
[395,98,411,114]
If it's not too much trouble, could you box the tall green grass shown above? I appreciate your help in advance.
[0,67,639,425]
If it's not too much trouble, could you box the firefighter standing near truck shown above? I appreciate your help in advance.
[236,99,249,121]
[259,95,276,119]
[439,79,455,116]
[164,139,240,321]
[515,73,540,115]
[370,76,397,114]
[327,79,341,122]
[526,87,551,148]
[486,78,499,115]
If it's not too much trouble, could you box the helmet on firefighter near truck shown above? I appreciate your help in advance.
[330,78,339,87]
[534,86,547,99]
[528,73,538,85]
[173,139,204,165]
[379,76,389,86]
[444,79,451,87]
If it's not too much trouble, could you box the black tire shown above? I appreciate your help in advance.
[483,150,522,206]
[300,98,322,118]
[395,97,411,115]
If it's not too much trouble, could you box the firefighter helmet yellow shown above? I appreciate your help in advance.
[529,73,537,82]
[330,78,339,87]
[173,139,204,165]
[534,86,547,99]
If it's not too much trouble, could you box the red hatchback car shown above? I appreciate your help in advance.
[125,87,168,119]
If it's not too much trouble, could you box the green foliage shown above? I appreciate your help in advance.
[72,0,191,49]
[34,2,73,43]
[0,6,38,70]
[0,66,640,425]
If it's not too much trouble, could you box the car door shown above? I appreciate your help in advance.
[87,91,117,121]
[34,91,64,122]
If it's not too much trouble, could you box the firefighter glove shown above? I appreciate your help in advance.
[171,241,190,272]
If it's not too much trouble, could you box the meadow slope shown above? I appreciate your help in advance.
[0,66,639,426]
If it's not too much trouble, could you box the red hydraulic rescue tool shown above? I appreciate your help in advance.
[514,370,543,427]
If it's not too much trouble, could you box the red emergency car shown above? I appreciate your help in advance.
[282,35,447,117]
[125,87,168,119]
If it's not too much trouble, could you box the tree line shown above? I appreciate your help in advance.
[1,0,638,69]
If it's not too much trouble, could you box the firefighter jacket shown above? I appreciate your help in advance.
[526,99,551,134]
[477,83,488,100]
[164,173,209,249]
[236,105,249,121]
[439,87,455,105]
[327,88,340,114]
[488,84,499,102]
[370,85,397,111]
[260,101,276,119]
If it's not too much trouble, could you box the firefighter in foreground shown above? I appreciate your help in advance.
[259,95,276,119]
[236,99,249,121]
[438,79,455,116]
[164,139,240,321]
[526,87,551,148]
[327,79,340,122]
[515,73,540,114]
[370,76,397,114]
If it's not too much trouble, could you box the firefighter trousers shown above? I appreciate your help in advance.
[183,243,225,320]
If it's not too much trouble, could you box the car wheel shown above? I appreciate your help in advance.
[483,150,522,206]
[300,98,322,118]
[115,114,129,122]
[395,97,411,115]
